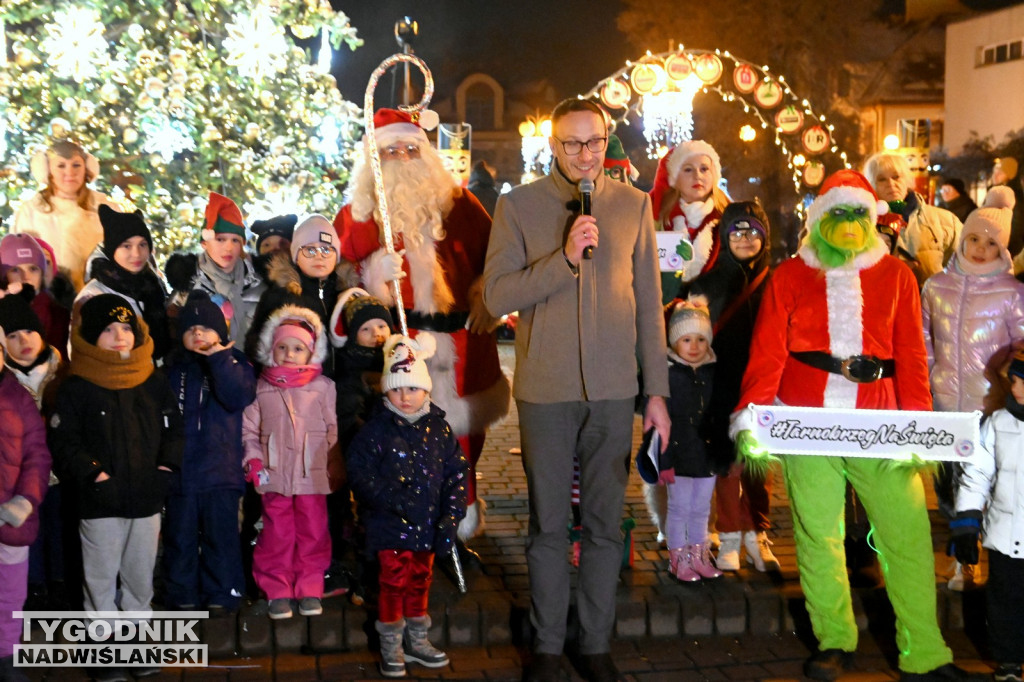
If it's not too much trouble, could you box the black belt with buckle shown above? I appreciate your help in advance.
[791,351,895,384]
[402,309,470,333]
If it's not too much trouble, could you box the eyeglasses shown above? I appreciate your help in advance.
[728,228,763,242]
[381,144,421,160]
[298,245,336,258]
[554,137,607,156]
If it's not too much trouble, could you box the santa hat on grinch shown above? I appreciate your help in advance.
[371,108,441,149]
[202,192,247,243]
[648,140,723,215]
[806,169,889,228]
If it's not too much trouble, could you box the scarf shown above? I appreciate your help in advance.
[680,196,715,230]
[384,395,431,423]
[70,327,154,390]
[198,251,247,300]
[261,364,322,388]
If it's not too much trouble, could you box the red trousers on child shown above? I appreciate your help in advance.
[715,469,772,533]
[377,549,434,623]
[253,492,331,600]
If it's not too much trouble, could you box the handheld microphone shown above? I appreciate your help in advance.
[578,178,595,259]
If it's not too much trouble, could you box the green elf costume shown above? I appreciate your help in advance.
[729,170,983,682]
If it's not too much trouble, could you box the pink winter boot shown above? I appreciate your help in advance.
[670,547,700,582]
[690,542,723,579]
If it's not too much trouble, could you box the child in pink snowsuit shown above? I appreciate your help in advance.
[242,303,338,620]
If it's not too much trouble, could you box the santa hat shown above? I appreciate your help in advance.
[603,134,639,184]
[202,192,246,243]
[648,151,674,218]
[99,204,152,260]
[328,287,394,348]
[290,214,340,264]
[0,233,47,274]
[806,169,889,229]
[381,332,436,393]
[668,300,713,346]
[371,108,440,149]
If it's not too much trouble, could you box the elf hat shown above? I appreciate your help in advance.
[371,108,440,150]
[665,139,722,191]
[78,293,141,346]
[329,287,394,348]
[290,214,339,264]
[251,214,298,252]
[99,204,152,260]
[668,299,713,346]
[603,134,639,183]
[178,290,229,344]
[806,169,889,229]
[381,332,436,393]
[202,192,247,243]
[0,233,47,274]
[0,293,45,346]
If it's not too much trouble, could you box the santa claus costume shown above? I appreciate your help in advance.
[731,171,970,679]
[334,109,510,541]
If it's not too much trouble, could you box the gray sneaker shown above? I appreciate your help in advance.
[267,598,293,620]
[298,597,323,616]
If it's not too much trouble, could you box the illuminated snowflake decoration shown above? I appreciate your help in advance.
[246,184,304,222]
[223,6,288,81]
[141,113,195,162]
[40,7,109,82]
[317,114,342,160]
[641,73,703,158]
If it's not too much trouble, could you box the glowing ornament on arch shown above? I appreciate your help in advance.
[141,113,195,162]
[40,7,109,82]
[223,5,289,81]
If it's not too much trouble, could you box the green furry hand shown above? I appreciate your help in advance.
[736,430,778,479]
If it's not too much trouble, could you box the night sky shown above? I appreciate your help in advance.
[330,1,630,108]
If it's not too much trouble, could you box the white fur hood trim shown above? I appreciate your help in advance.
[255,303,329,367]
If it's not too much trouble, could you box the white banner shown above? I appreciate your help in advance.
[656,232,688,272]
[746,404,981,461]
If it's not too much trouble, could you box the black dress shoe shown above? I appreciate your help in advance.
[524,653,564,682]
[900,663,989,681]
[805,649,855,680]
[580,652,622,682]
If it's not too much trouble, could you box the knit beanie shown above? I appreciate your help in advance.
[668,301,712,346]
[721,201,769,241]
[961,205,1013,251]
[99,204,152,259]
[202,192,246,243]
[272,318,316,354]
[1009,350,1024,380]
[79,293,141,346]
[178,290,229,343]
[381,332,435,393]
[0,293,44,343]
[290,214,340,264]
[0,233,47,273]
[329,287,394,347]
[252,214,297,252]
[983,185,1016,210]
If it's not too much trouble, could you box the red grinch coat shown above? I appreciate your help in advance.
[734,240,931,414]
[334,189,511,515]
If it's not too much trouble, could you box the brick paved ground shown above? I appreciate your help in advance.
[18,345,995,681]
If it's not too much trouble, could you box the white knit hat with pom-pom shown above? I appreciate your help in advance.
[381,332,436,393]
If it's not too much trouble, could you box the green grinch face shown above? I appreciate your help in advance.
[819,205,872,252]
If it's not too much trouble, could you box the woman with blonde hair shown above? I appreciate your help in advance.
[12,140,113,291]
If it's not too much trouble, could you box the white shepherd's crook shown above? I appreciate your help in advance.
[362,52,434,338]
[362,53,468,593]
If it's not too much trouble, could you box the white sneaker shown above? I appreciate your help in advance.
[744,531,780,572]
[717,532,741,571]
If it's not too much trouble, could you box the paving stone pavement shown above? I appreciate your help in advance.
[17,345,996,681]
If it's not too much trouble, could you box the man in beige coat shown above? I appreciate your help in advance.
[483,99,670,682]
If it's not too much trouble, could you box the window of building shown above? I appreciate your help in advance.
[977,38,1024,67]
[464,82,496,130]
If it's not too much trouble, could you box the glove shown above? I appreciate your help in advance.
[947,510,982,565]
[0,495,33,528]
[658,469,676,486]
[244,460,268,487]
[371,250,406,284]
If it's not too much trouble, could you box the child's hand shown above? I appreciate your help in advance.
[245,460,268,486]
[195,340,234,356]
[658,469,676,486]
[0,496,33,528]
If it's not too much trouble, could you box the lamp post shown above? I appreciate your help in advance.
[518,114,552,184]
[394,17,418,106]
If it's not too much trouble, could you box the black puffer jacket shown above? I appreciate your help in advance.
[661,355,716,478]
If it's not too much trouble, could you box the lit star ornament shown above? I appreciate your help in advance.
[223,5,288,81]
[141,113,196,162]
[40,7,109,82]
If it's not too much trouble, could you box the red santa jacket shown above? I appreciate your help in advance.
[735,240,931,413]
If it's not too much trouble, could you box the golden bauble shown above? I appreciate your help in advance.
[14,46,38,68]
[244,122,261,142]
[137,49,158,67]
[145,77,166,99]
[77,102,96,121]
[269,136,287,156]
[123,128,139,145]
[171,69,188,85]
[137,94,155,110]
[201,124,223,142]
[49,118,71,137]
[175,202,196,222]
[259,91,275,108]
[100,83,120,104]
[168,48,187,68]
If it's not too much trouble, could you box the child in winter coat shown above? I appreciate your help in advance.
[48,294,182,679]
[1,233,70,355]
[659,302,722,583]
[0,301,51,680]
[951,351,1024,682]
[75,205,170,362]
[242,304,337,620]
[921,187,1024,589]
[163,291,256,612]
[0,295,70,612]
[348,333,468,678]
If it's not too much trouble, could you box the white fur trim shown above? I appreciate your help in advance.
[328,286,372,347]
[425,332,511,436]
[680,197,714,229]
[360,249,398,307]
[728,405,756,441]
[673,217,717,283]
[255,303,328,367]
[806,185,880,228]
[457,498,486,542]
[822,267,863,408]
[371,125,429,150]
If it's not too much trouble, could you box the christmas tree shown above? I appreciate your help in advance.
[0,0,363,257]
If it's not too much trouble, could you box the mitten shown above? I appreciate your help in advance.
[244,460,268,487]
[947,510,982,565]
[0,495,33,528]
[370,251,405,283]
[658,469,676,486]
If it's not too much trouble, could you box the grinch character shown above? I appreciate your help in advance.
[334,109,511,544]
[730,170,984,682]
